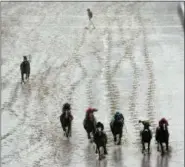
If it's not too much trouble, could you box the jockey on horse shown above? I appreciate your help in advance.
[139,119,150,130]
[61,103,73,120]
[60,103,73,137]
[83,107,98,139]
[110,112,124,126]
[158,117,169,129]
[139,119,152,153]
[94,121,108,156]
[139,119,152,137]
[85,107,97,124]
[110,112,124,144]
[155,117,169,154]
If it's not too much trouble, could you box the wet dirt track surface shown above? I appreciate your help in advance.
[1,2,184,167]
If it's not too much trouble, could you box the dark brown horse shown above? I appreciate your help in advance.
[155,124,169,155]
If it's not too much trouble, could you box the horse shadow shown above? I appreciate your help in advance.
[141,155,151,167]
[112,146,124,167]
[84,143,108,167]
[156,154,169,167]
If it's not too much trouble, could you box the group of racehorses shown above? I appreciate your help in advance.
[60,104,170,160]
[19,57,169,160]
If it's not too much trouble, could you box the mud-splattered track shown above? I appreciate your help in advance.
[2,83,33,164]
[105,3,142,145]
[138,11,156,131]
[96,2,122,116]
[1,6,80,165]
[1,5,51,142]
[1,8,47,84]
[96,3,130,144]
[86,48,102,106]
[105,30,121,115]
[108,2,145,146]
[50,29,90,164]
[67,30,88,103]
[1,82,33,142]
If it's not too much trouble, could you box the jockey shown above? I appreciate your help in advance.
[22,56,29,64]
[158,117,169,128]
[96,121,104,131]
[62,103,73,120]
[139,119,152,138]
[139,119,151,130]
[85,107,97,120]
[94,121,108,154]
[111,112,124,125]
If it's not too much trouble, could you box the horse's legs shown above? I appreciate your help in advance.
[97,146,101,160]
[114,135,116,142]
[166,140,169,151]
[117,134,121,145]
[87,132,91,139]
[68,122,72,137]
[142,142,145,153]
[26,73,29,80]
[118,130,123,145]
[148,141,151,153]
[62,124,66,133]
[156,141,160,151]
[21,73,24,83]
[160,142,164,155]
[95,145,98,154]
[103,145,108,155]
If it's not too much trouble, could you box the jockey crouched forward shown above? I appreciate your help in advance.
[94,121,108,154]
[110,112,124,130]
[139,119,152,137]
[158,117,169,129]
[83,107,98,138]
[60,103,73,136]
[62,103,73,120]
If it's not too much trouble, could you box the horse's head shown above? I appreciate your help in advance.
[96,127,102,136]
[115,118,123,126]
[65,110,70,119]
[88,113,94,120]
[160,123,167,131]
